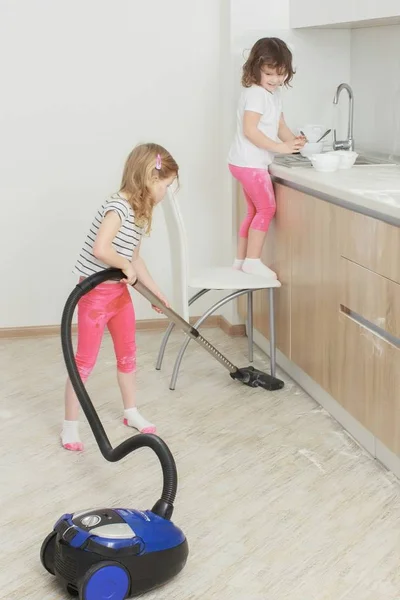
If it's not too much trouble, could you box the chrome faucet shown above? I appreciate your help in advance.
[333,83,354,151]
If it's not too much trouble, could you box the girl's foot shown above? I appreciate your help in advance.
[233,258,244,270]
[242,258,277,279]
[123,408,156,434]
[61,420,84,451]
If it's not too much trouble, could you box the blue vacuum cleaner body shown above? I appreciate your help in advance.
[41,507,188,598]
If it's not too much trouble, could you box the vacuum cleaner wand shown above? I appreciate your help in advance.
[97,268,284,392]
[134,279,238,375]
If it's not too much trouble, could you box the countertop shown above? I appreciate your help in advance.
[270,162,400,226]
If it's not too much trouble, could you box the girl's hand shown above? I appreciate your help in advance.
[279,139,304,154]
[121,262,137,285]
[295,135,307,148]
[152,291,170,314]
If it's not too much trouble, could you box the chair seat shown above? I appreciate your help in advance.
[188,266,281,291]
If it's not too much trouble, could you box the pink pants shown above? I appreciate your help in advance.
[75,281,136,382]
[229,164,276,237]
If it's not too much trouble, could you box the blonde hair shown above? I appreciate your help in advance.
[120,143,179,234]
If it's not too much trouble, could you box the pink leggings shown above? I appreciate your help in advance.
[229,164,276,237]
[75,280,136,382]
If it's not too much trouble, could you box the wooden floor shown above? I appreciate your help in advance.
[2,327,400,599]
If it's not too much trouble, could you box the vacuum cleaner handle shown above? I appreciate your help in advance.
[79,268,239,374]
[62,268,177,520]
[78,268,198,339]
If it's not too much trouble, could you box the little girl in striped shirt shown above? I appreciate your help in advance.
[61,143,178,451]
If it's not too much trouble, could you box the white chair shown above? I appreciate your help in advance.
[157,189,281,390]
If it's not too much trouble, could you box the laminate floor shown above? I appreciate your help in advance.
[1,327,400,599]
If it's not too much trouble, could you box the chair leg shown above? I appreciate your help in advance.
[155,288,209,370]
[269,288,276,378]
[169,289,252,391]
[247,291,254,363]
[156,322,175,370]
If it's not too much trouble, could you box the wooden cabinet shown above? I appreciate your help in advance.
[289,0,400,29]
[337,310,400,454]
[237,182,292,358]
[290,192,342,398]
[236,179,400,457]
[341,210,400,284]
[338,257,400,454]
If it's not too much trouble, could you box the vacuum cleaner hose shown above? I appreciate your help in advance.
[61,267,177,520]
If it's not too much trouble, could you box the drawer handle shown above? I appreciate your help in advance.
[340,305,400,349]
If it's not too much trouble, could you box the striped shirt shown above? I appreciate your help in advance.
[73,193,143,277]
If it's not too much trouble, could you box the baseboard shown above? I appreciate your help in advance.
[252,327,400,481]
[0,324,79,339]
[218,317,246,337]
[0,314,223,339]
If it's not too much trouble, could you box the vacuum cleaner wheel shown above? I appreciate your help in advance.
[79,562,130,600]
[40,531,57,575]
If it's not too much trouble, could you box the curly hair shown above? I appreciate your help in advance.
[242,37,295,88]
[120,143,179,234]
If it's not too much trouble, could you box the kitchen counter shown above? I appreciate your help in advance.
[270,162,400,226]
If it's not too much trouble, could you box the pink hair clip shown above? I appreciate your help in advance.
[155,154,162,170]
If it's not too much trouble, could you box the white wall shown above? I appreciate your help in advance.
[351,24,400,158]
[0,0,224,327]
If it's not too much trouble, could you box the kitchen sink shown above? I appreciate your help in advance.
[354,155,395,166]
[273,153,396,168]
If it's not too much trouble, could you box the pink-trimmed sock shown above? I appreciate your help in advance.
[123,408,156,434]
[61,420,84,451]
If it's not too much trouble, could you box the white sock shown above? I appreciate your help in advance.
[61,420,84,451]
[123,408,156,434]
[233,258,244,270]
[242,258,277,279]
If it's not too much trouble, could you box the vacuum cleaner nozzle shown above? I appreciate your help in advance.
[230,366,284,391]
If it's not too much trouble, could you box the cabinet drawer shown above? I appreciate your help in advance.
[341,210,400,284]
[340,258,400,339]
[337,312,400,455]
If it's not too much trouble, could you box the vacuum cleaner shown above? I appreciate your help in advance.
[40,268,284,600]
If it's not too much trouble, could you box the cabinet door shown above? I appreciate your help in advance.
[338,258,400,454]
[337,311,400,454]
[290,0,400,29]
[341,209,400,284]
[236,182,292,358]
[290,191,342,396]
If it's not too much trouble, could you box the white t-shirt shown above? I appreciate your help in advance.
[73,193,143,277]
[228,85,283,169]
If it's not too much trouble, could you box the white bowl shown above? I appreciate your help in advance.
[300,124,325,143]
[310,152,340,172]
[300,142,323,157]
[328,150,358,169]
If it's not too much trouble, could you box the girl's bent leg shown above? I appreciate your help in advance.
[107,291,156,434]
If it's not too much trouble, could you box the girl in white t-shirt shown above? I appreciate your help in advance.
[228,37,305,278]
